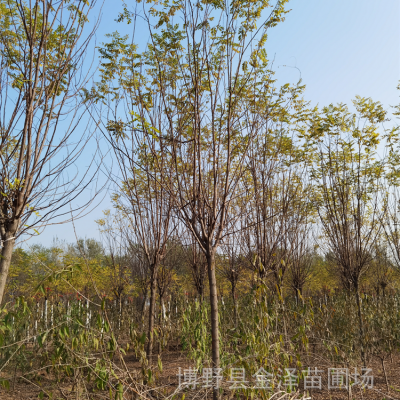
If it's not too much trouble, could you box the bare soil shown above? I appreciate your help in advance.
[1,344,400,400]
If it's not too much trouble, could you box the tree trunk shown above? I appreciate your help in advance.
[232,284,238,328]
[206,251,220,400]
[355,285,366,366]
[140,290,148,331]
[158,296,164,354]
[146,265,158,365]
[0,230,17,305]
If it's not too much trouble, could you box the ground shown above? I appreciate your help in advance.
[1,345,400,399]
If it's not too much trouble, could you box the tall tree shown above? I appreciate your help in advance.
[306,98,387,365]
[0,0,99,303]
[101,133,176,365]
[95,0,293,394]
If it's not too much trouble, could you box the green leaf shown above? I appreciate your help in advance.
[0,379,10,390]
[116,383,123,400]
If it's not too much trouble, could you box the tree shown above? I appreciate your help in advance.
[95,0,292,393]
[306,98,387,364]
[184,240,208,302]
[96,211,132,305]
[100,137,176,365]
[369,243,394,297]
[67,238,104,261]
[7,247,34,298]
[0,0,99,304]
[286,222,314,299]
[243,149,310,295]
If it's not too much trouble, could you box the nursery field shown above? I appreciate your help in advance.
[0,0,398,398]
[1,289,400,400]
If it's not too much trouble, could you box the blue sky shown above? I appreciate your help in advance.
[27,0,400,248]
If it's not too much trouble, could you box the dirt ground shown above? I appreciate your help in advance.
[1,344,400,400]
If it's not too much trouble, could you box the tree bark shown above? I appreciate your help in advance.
[140,290,148,331]
[355,285,366,366]
[146,265,158,365]
[207,251,220,400]
[158,296,164,354]
[0,227,18,305]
